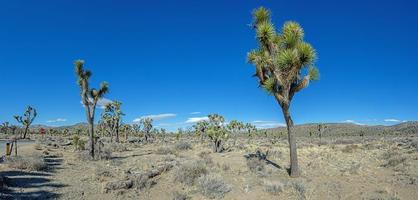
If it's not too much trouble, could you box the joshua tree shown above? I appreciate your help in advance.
[318,124,327,145]
[207,114,229,153]
[1,122,9,134]
[75,60,109,159]
[14,106,37,139]
[193,120,209,141]
[120,124,132,142]
[100,101,124,142]
[227,120,245,143]
[139,118,153,142]
[247,7,320,177]
[244,123,257,138]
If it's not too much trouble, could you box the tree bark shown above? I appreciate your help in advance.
[282,105,300,177]
[89,119,95,158]
[22,126,29,139]
[115,122,119,143]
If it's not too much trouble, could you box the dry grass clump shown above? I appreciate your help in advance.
[341,144,359,153]
[95,167,114,182]
[109,142,128,152]
[33,143,42,150]
[7,155,47,171]
[174,160,208,185]
[156,146,176,155]
[246,157,269,177]
[383,156,407,168]
[263,180,285,195]
[197,174,231,199]
[175,141,192,151]
[172,191,189,200]
[198,151,214,166]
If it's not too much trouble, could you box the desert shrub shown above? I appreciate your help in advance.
[263,180,284,195]
[383,157,407,168]
[291,181,307,200]
[175,141,192,151]
[7,155,47,171]
[174,160,208,185]
[131,174,155,190]
[110,142,128,152]
[173,192,189,200]
[410,139,418,150]
[95,167,114,182]
[246,157,268,177]
[77,139,86,150]
[341,144,358,153]
[197,174,231,199]
[334,139,356,145]
[156,146,176,155]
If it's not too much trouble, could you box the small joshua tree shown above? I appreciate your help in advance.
[139,118,153,142]
[227,120,245,144]
[193,120,209,142]
[207,114,229,153]
[247,7,320,177]
[120,124,132,142]
[14,106,37,139]
[1,122,9,134]
[75,60,109,159]
[244,123,257,138]
[100,101,124,142]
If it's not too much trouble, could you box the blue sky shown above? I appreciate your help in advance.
[1,0,417,130]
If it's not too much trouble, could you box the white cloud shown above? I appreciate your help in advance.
[252,120,286,128]
[190,112,201,115]
[342,120,364,125]
[80,97,113,109]
[384,119,400,122]
[133,113,177,123]
[46,118,67,123]
[185,117,209,123]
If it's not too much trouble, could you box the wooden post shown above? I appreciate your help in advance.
[5,142,10,156]
[14,140,17,156]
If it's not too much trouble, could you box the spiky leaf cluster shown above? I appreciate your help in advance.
[206,114,229,141]
[248,7,320,105]
[14,106,37,126]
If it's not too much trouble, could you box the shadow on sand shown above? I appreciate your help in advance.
[0,154,66,199]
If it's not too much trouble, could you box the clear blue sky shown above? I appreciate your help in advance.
[1,0,417,130]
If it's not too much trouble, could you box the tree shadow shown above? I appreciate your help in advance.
[244,150,284,170]
[0,154,66,199]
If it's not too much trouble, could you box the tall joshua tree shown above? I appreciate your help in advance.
[14,106,37,139]
[207,114,229,153]
[75,60,109,158]
[247,7,320,177]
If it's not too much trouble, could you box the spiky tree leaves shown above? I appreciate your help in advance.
[100,101,124,143]
[193,120,209,141]
[14,106,37,139]
[247,7,320,177]
[207,114,229,153]
[244,123,257,138]
[75,60,109,159]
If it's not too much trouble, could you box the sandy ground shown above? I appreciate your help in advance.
[0,136,417,200]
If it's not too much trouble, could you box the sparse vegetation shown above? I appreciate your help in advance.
[198,174,231,199]
[7,155,47,171]
[174,160,208,185]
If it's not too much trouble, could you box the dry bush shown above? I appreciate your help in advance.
[172,191,189,200]
[7,155,47,171]
[198,151,214,166]
[110,143,128,152]
[197,174,231,199]
[175,141,192,151]
[263,180,285,195]
[95,167,114,182]
[334,139,356,145]
[341,144,359,153]
[383,157,407,168]
[246,157,269,177]
[291,181,307,200]
[174,160,208,185]
[156,146,176,155]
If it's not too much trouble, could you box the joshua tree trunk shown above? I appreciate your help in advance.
[22,126,29,139]
[89,119,95,158]
[212,139,222,153]
[281,105,300,177]
[115,122,119,143]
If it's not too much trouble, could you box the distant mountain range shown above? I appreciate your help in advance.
[28,121,418,136]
